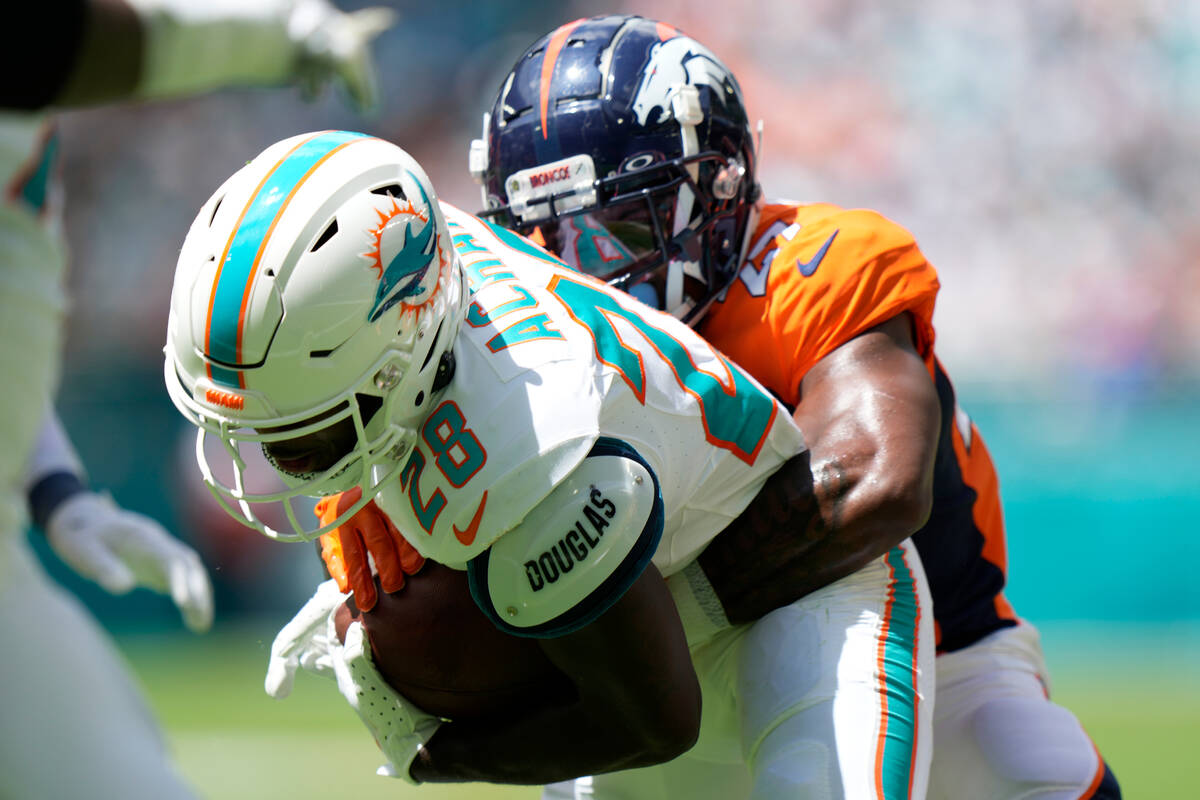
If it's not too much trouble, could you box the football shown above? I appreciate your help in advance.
[334,562,576,720]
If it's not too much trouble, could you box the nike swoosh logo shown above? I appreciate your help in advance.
[796,230,838,277]
[452,491,488,546]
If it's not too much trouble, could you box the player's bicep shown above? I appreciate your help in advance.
[795,312,940,518]
[466,438,664,638]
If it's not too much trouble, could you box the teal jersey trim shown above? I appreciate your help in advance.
[20,131,57,211]
[548,275,776,462]
[479,217,565,266]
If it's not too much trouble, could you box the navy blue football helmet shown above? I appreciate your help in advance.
[470,15,759,323]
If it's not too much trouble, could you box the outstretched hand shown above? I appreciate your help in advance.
[289,1,397,113]
[46,491,213,633]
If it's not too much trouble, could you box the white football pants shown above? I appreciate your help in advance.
[545,539,935,800]
[927,622,1115,800]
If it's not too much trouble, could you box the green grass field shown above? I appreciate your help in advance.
[117,621,535,800]
[116,621,1199,799]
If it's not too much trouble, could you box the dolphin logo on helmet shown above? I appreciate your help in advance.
[367,176,439,323]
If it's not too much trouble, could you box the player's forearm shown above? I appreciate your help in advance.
[413,567,700,784]
[697,448,909,623]
[700,314,940,624]
[699,428,933,623]
[411,698,690,784]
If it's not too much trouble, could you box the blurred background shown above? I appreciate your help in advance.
[31,0,1199,797]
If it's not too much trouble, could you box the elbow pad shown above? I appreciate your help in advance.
[467,438,663,638]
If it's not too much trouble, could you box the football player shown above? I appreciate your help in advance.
[165,130,935,797]
[1,1,391,797]
[460,14,1121,800]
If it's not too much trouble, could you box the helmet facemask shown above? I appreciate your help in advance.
[167,341,457,542]
[485,150,752,324]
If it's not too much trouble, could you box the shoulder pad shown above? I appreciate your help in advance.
[467,438,663,638]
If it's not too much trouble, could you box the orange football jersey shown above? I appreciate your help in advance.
[703,202,1016,652]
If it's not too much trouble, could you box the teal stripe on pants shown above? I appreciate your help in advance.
[879,545,921,799]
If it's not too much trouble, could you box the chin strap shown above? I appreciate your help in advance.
[663,84,704,316]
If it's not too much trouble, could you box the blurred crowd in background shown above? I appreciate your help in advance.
[37,0,1200,626]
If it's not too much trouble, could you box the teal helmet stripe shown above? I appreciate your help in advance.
[877,545,923,799]
[209,363,242,389]
[205,131,370,381]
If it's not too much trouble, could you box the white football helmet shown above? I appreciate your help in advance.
[165,131,468,542]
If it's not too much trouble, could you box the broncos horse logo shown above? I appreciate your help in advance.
[632,36,740,127]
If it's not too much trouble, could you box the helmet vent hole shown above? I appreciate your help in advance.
[415,390,425,407]
[310,219,339,252]
[419,320,445,372]
[209,195,224,226]
[372,183,407,200]
[309,348,335,358]
[265,268,275,277]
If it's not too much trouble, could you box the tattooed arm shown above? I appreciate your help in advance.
[698,313,941,624]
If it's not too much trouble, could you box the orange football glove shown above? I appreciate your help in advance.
[314,487,425,612]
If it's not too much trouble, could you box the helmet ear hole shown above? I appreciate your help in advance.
[432,351,456,393]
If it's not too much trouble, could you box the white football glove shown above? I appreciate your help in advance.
[264,578,345,699]
[46,491,213,634]
[265,579,441,784]
[334,619,442,785]
[289,0,397,112]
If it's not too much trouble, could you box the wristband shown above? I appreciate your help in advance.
[27,471,88,534]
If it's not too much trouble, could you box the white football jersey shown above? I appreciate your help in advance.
[372,205,805,582]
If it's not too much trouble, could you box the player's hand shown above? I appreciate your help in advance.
[288,0,397,113]
[316,488,425,612]
[334,618,442,785]
[264,578,345,699]
[45,491,213,633]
